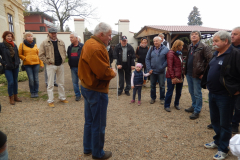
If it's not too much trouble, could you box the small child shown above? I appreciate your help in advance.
[130,63,151,105]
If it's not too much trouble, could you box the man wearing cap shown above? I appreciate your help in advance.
[113,36,135,96]
[39,28,68,107]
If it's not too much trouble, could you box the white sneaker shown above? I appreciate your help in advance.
[213,151,228,160]
[204,141,218,149]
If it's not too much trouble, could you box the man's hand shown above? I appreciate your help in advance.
[112,68,117,77]
[149,70,153,74]
[234,91,240,95]
[131,86,134,89]
[131,66,135,70]
[41,66,44,69]
[117,65,122,69]
[199,75,203,79]
[172,78,177,84]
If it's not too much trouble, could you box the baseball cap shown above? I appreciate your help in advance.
[121,36,127,40]
[49,28,58,33]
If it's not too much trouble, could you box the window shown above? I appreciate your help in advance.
[8,14,14,33]
[40,26,46,32]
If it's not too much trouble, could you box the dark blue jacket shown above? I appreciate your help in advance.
[67,42,84,68]
[134,70,143,85]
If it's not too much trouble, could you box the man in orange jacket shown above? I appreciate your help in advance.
[78,22,116,160]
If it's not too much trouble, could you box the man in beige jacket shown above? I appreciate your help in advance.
[39,28,68,107]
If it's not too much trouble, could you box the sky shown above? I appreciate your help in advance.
[66,0,238,33]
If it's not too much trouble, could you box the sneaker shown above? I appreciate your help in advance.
[164,107,171,112]
[160,100,164,105]
[84,152,92,156]
[150,99,155,104]
[60,99,69,103]
[174,105,180,110]
[204,141,218,149]
[138,101,141,106]
[185,106,194,113]
[92,151,112,159]
[129,100,135,104]
[189,112,199,120]
[31,93,35,98]
[207,124,213,129]
[118,92,122,96]
[232,125,239,134]
[125,92,130,96]
[75,96,81,101]
[213,151,228,160]
[48,102,54,107]
[34,93,39,98]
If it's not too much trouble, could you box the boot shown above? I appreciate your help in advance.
[14,94,22,102]
[9,95,15,105]
[143,80,146,87]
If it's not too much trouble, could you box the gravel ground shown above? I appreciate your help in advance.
[0,63,238,160]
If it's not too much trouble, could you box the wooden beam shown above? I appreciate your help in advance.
[171,34,179,43]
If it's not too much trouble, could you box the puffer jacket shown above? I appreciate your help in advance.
[39,37,66,65]
[166,50,183,79]
[19,43,44,67]
[184,42,212,78]
[0,42,20,70]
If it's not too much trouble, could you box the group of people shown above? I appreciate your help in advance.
[0,22,240,159]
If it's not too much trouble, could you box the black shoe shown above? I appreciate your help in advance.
[174,105,180,110]
[185,106,194,113]
[207,124,213,129]
[34,93,39,98]
[150,99,155,104]
[164,107,171,112]
[160,100,164,105]
[189,112,199,120]
[75,96,81,101]
[92,151,112,159]
[54,83,58,87]
[232,126,239,134]
[84,152,92,156]
[31,93,35,98]
[118,92,122,96]
[125,92,130,96]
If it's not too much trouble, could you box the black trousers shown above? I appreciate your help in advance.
[132,86,142,101]
[118,64,131,93]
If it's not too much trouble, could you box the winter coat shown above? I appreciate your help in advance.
[166,50,183,79]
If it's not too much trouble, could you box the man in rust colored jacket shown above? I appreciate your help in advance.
[78,22,116,160]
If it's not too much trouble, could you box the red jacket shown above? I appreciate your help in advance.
[166,50,183,79]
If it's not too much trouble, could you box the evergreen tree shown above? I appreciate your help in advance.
[188,6,203,26]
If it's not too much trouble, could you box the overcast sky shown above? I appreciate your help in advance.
[67,0,238,33]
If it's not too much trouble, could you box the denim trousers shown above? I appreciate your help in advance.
[71,67,81,97]
[209,92,234,153]
[81,86,108,158]
[132,86,142,101]
[164,78,183,108]
[0,148,8,160]
[44,63,56,85]
[24,64,39,94]
[232,94,240,127]
[4,67,19,96]
[186,75,202,113]
[150,73,165,100]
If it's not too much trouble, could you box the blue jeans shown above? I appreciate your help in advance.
[24,65,39,93]
[81,86,108,158]
[132,86,142,101]
[209,92,234,153]
[164,78,183,108]
[232,95,240,127]
[150,73,165,100]
[71,67,81,97]
[4,68,19,96]
[186,75,202,113]
[0,148,8,160]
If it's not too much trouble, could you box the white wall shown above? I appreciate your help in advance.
[74,19,85,43]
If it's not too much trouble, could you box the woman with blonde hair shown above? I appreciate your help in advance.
[164,40,184,112]
[19,32,44,98]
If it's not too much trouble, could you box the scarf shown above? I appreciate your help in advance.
[24,39,35,48]
[3,40,15,57]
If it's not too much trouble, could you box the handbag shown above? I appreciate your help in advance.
[175,77,183,83]
[21,42,25,71]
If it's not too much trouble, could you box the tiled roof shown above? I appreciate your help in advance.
[146,25,231,32]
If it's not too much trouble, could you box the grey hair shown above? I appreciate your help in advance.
[24,32,33,39]
[78,36,81,42]
[213,31,231,44]
[153,36,162,41]
[70,32,78,38]
[190,30,201,39]
[93,22,112,36]
[158,33,164,38]
[232,27,240,32]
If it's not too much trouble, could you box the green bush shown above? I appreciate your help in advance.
[0,71,28,84]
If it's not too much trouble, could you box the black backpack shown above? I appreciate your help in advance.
[163,41,168,46]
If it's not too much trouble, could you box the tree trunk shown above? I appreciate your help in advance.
[60,21,64,32]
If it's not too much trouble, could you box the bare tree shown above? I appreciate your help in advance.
[33,0,97,32]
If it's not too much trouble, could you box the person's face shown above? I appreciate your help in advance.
[70,34,78,44]
[159,35,164,43]
[120,40,127,47]
[136,66,141,71]
[231,29,240,45]
[6,34,13,41]
[190,32,200,43]
[99,30,112,46]
[153,38,161,48]
[26,34,33,42]
[178,45,183,51]
[49,32,57,40]
[141,39,147,46]
[212,36,228,51]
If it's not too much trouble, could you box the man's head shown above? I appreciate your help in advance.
[158,33,164,43]
[231,27,240,46]
[48,28,58,40]
[153,36,162,48]
[140,37,148,48]
[212,31,231,52]
[70,32,79,45]
[190,30,201,44]
[120,36,128,47]
[93,22,112,46]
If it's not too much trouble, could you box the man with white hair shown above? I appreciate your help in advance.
[158,33,170,49]
[78,22,117,160]
[145,36,169,105]
[67,32,84,101]
[201,30,240,160]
